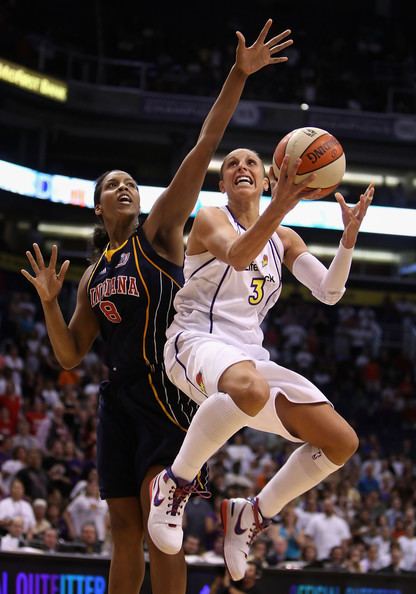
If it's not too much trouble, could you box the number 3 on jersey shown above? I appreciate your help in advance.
[248,278,266,305]
[99,300,122,323]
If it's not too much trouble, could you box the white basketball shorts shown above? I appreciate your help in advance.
[164,330,332,442]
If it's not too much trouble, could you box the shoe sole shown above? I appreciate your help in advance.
[221,500,240,580]
[149,476,156,504]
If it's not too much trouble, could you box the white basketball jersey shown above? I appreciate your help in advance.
[167,206,284,359]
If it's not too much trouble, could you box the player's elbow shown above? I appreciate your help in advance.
[228,255,248,271]
[57,351,83,370]
[59,360,79,371]
[226,245,250,271]
[195,131,221,155]
[313,288,345,306]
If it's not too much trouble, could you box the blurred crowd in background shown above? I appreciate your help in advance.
[1,0,415,113]
[0,278,415,576]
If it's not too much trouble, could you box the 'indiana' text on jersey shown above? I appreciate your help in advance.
[87,227,183,371]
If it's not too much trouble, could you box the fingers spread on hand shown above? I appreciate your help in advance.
[57,260,70,281]
[270,57,289,64]
[266,29,292,48]
[33,243,45,268]
[255,19,273,45]
[20,269,35,285]
[49,245,58,270]
[269,39,293,56]
[26,250,40,274]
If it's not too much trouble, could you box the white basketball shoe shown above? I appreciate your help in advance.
[221,497,270,581]
[148,467,209,555]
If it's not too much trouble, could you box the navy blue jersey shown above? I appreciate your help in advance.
[87,226,184,372]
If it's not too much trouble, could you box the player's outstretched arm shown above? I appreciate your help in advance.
[336,184,374,248]
[287,185,375,305]
[144,20,293,241]
[21,244,99,368]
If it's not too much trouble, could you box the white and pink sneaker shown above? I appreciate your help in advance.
[221,497,269,580]
[148,467,209,555]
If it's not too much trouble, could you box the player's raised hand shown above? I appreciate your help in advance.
[235,19,293,76]
[21,244,70,303]
[336,184,374,248]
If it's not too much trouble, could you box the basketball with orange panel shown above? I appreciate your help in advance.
[272,127,346,199]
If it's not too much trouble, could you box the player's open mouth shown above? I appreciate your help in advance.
[118,194,132,204]
[234,176,253,186]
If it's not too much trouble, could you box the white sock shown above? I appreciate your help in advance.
[257,443,341,518]
[171,392,253,482]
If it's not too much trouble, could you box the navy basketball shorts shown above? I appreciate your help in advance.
[97,366,207,499]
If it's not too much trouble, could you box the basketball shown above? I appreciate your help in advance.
[272,127,346,199]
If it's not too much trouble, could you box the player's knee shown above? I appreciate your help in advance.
[335,426,359,463]
[111,522,143,547]
[109,511,143,546]
[230,374,269,416]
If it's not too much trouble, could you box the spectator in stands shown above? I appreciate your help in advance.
[0,377,21,431]
[0,516,25,551]
[0,450,26,496]
[378,542,407,574]
[25,397,47,435]
[183,534,202,561]
[305,498,351,561]
[323,545,347,571]
[78,521,102,554]
[64,476,108,542]
[210,561,262,594]
[398,524,416,571]
[40,378,60,408]
[46,502,68,540]
[248,539,270,569]
[31,498,51,537]
[0,478,35,537]
[38,527,60,553]
[345,545,365,573]
[265,534,288,567]
[11,419,40,450]
[300,543,320,569]
[361,543,384,572]
[276,507,305,560]
[358,463,380,495]
[184,493,218,550]
[16,448,48,500]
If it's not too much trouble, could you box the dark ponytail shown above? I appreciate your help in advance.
[89,171,112,261]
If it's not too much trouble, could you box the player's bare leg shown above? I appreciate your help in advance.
[276,396,358,464]
[107,497,144,594]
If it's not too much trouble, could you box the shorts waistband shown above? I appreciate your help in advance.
[108,361,165,383]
